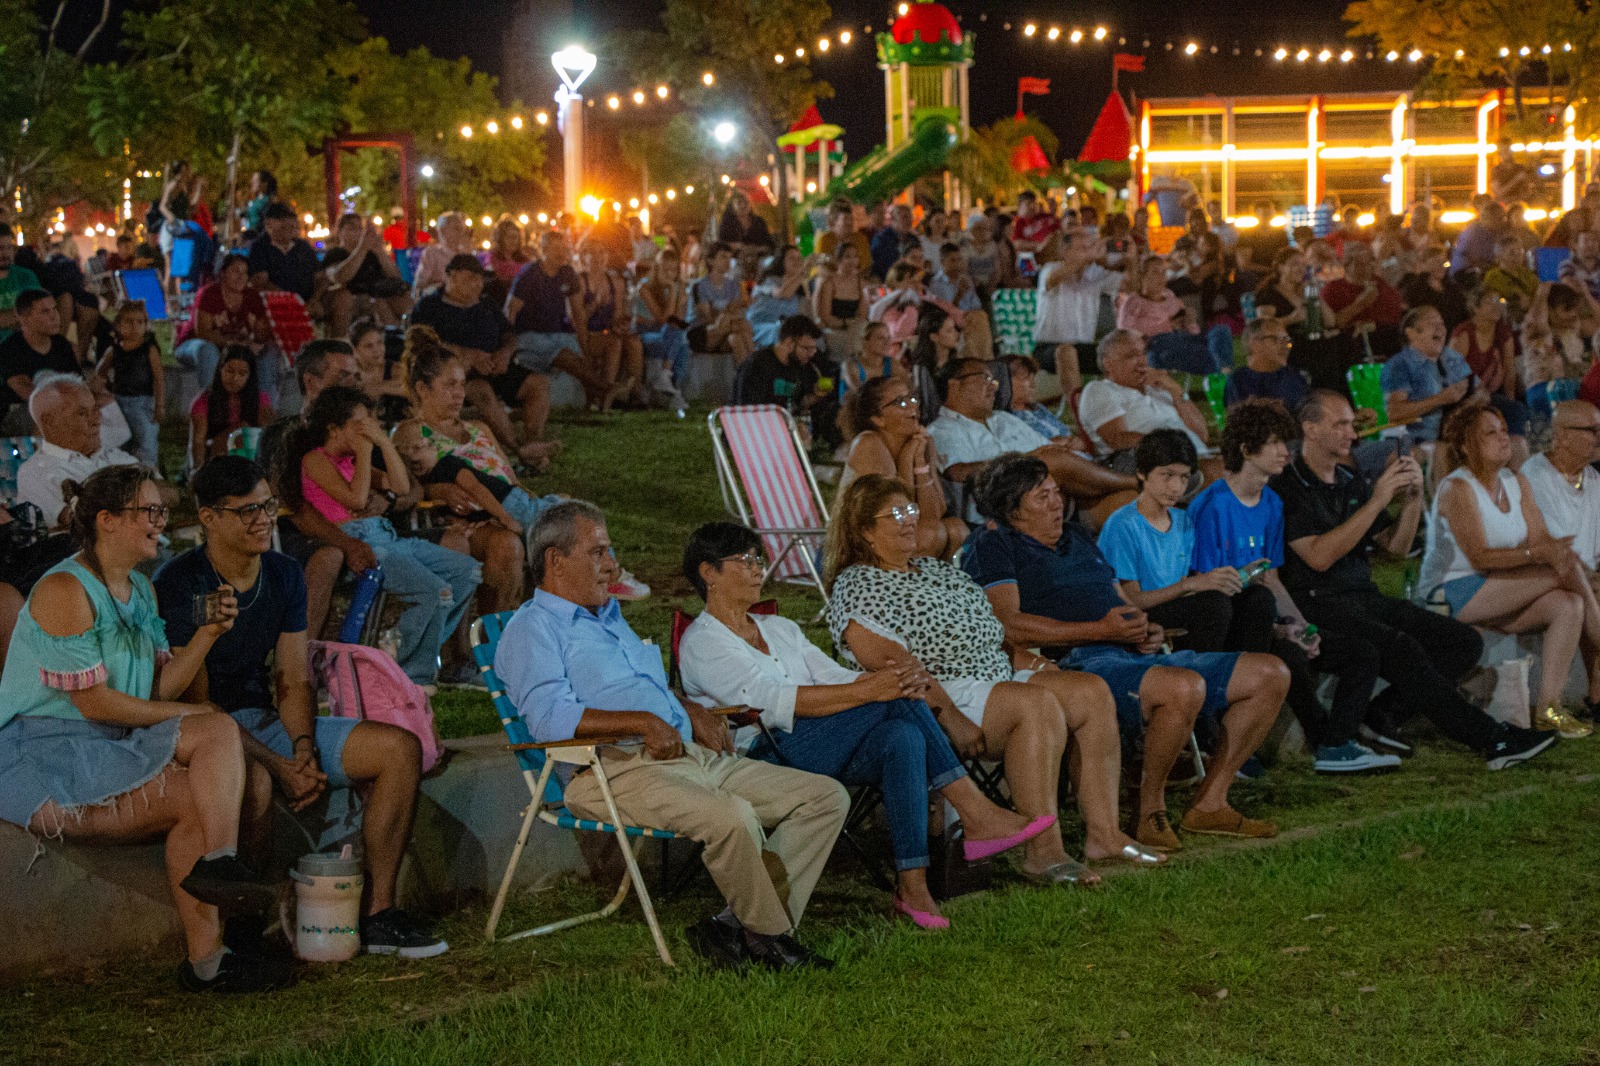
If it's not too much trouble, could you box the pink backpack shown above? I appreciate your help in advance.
[307,640,444,773]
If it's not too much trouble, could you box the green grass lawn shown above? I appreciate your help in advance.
[8,407,1599,1065]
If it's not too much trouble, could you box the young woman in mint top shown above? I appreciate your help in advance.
[286,385,481,685]
[0,465,287,993]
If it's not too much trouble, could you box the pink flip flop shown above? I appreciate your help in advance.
[893,896,950,930]
[962,813,1058,862]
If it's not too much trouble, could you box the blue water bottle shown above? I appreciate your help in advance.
[339,567,383,643]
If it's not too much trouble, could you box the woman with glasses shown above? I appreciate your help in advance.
[823,475,1162,886]
[678,522,1055,929]
[0,465,290,992]
[837,376,965,560]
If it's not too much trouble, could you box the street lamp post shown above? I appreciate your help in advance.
[551,45,597,217]
[707,120,739,242]
[419,164,434,227]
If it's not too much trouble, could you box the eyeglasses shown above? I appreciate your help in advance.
[953,372,998,386]
[1559,424,1600,436]
[211,497,280,524]
[720,550,769,571]
[880,394,919,411]
[874,503,921,524]
[121,504,169,524]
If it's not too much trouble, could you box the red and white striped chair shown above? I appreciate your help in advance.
[262,290,316,365]
[708,404,830,599]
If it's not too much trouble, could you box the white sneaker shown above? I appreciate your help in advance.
[608,569,652,601]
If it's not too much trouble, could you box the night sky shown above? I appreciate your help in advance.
[356,0,1420,161]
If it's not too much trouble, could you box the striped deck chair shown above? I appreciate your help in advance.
[262,291,316,365]
[470,611,677,965]
[991,287,1038,356]
[709,405,829,597]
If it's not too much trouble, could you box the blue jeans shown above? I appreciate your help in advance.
[175,338,282,408]
[340,516,482,684]
[1145,324,1235,375]
[641,325,690,384]
[502,487,564,529]
[751,698,964,872]
[114,394,159,468]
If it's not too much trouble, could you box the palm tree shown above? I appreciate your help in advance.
[947,116,1060,205]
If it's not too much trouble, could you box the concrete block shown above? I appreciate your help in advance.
[0,734,585,978]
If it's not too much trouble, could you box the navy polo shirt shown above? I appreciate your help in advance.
[960,521,1125,624]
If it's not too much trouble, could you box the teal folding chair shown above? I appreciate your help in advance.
[470,611,677,965]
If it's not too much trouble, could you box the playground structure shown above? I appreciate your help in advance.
[791,0,972,227]
[1137,88,1593,225]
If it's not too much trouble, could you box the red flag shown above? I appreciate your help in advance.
[1113,53,1146,72]
[1018,77,1051,95]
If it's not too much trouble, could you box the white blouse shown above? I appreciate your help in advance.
[679,611,861,749]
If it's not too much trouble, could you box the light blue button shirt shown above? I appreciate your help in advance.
[496,588,691,744]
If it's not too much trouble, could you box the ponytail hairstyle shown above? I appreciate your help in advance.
[205,346,261,444]
[907,303,953,379]
[62,464,158,583]
[275,385,369,509]
[403,324,459,396]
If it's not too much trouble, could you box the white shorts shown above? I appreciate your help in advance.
[942,670,1038,727]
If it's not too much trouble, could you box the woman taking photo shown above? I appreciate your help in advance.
[0,465,286,992]
[1419,401,1599,737]
[188,347,273,475]
[825,475,1162,885]
[679,522,1054,929]
[836,376,965,560]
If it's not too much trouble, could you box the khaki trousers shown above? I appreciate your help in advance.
[565,743,849,936]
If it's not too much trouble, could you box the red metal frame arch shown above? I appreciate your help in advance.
[321,133,417,248]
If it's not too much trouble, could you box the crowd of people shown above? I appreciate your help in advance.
[5,167,1600,991]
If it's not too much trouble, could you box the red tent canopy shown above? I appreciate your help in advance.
[1080,92,1133,163]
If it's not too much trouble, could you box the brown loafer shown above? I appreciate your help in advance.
[1181,805,1277,839]
[1137,809,1182,852]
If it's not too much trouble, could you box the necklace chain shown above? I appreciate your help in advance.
[207,549,262,615]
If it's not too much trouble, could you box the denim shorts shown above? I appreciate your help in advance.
[1432,574,1487,617]
[1063,644,1241,736]
[514,332,580,373]
[230,707,359,787]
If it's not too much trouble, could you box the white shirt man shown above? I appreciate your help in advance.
[1521,401,1600,570]
[1033,257,1122,347]
[928,405,1051,470]
[1078,378,1206,456]
[18,374,139,527]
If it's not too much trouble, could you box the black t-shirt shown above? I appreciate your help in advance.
[426,453,513,502]
[322,247,388,294]
[1270,455,1391,599]
[508,261,579,333]
[0,331,79,411]
[101,337,159,397]
[247,235,320,301]
[734,346,818,407]
[411,291,509,354]
[155,547,308,714]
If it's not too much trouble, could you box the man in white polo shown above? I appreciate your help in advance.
[17,373,153,529]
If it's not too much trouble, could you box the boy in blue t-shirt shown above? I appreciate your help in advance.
[1098,429,1247,650]
[1187,399,1398,775]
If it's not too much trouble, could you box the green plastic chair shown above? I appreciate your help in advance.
[1203,372,1229,428]
[1346,362,1389,427]
[991,288,1038,357]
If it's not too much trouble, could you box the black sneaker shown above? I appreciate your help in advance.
[362,908,449,959]
[179,856,277,914]
[222,915,288,960]
[177,950,293,993]
[744,932,835,973]
[1485,728,1558,771]
[685,916,749,971]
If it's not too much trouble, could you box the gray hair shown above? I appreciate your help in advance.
[28,371,89,424]
[1095,328,1142,372]
[528,499,607,586]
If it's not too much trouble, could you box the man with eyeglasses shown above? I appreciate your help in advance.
[1224,318,1310,412]
[735,314,840,449]
[155,456,447,959]
[929,357,1137,525]
[1523,400,1600,593]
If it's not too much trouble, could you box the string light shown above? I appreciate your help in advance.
[632,90,645,104]
[656,85,669,99]
[839,30,851,44]
[1070,28,1084,44]
[510,115,523,129]
[607,96,620,109]
[460,124,473,138]
[535,111,549,125]
[702,71,715,86]
[818,38,829,52]
[1094,26,1107,40]
[485,120,499,134]
[1185,42,1198,55]
[1023,23,1037,37]
[1046,27,1060,41]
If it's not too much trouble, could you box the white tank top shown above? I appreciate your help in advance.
[1419,467,1526,595]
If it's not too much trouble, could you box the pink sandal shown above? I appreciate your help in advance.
[963,813,1058,862]
[893,896,950,930]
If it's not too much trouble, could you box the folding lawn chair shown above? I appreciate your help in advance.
[113,268,169,321]
[471,611,677,965]
[991,288,1038,357]
[262,290,316,365]
[667,601,896,893]
[708,405,830,599]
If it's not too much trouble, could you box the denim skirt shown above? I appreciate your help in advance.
[0,715,181,829]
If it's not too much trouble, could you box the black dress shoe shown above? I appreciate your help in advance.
[685,916,749,971]
[744,932,835,972]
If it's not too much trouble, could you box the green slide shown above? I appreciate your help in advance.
[793,113,958,224]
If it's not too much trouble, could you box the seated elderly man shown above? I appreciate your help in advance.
[1224,318,1310,412]
[960,453,1290,849]
[18,372,177,531]
[1077,329,1220,480]
[496,501,849,972]
[1524,400,1600,593]
[929,357,1135,528]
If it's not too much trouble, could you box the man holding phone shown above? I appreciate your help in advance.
[1271,390,1557,771]
[156,456,448,959]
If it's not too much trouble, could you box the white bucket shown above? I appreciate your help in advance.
[286,844,364,962]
